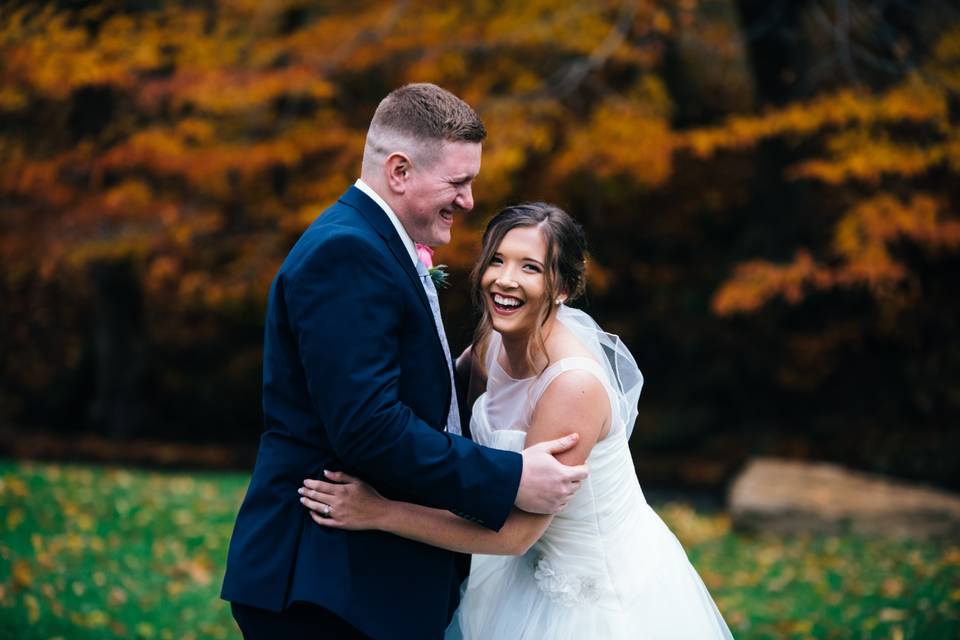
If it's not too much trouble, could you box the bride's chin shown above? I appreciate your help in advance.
[490,316,530,337]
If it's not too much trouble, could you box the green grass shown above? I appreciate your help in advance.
[0,460,958,639]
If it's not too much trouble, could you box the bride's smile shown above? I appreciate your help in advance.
[482,225,549,336]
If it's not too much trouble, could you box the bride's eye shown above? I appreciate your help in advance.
[490,256,503,265]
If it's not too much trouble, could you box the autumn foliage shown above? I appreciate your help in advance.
[1,1,958,485]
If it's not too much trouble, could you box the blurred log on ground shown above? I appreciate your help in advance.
[729,457,960,539]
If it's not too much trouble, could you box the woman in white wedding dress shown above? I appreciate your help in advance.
[300,203,733,639]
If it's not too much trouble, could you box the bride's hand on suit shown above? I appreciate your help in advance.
[300,471,387,530]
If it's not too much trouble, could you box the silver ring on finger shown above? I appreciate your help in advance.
[322,503,331,518]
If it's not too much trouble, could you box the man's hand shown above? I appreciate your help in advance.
[515,434,588,514]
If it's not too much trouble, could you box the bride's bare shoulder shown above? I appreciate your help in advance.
[545,320,596,362]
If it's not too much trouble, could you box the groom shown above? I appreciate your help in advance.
[221,84,588,639]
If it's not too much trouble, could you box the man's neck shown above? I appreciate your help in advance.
[355,177,417,264]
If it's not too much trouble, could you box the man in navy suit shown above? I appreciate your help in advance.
[221,84,587,639]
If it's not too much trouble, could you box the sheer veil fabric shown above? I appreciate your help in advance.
[446,306,734,640]
[553,305,644,439]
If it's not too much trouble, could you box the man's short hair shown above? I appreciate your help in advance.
[364,83,486,168]
[373,83,486,143]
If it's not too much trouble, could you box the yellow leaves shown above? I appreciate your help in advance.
[682,76,949,161]
[172,509,194,527]
[103,179,154,215]
[0,86,29,110]
[477,98,561,205]
[77,608,109,628]
[656,502,731,546]
[6,507,24,531]
[878,607,907,622]
[166,580,186,598]
[12,559,33,589]
[0,461,247,634]
[2,475,28,497]
[65,533,85,554]
[75,512,95,532]
[553,98,674,188]
[24,593,40,623]
[173,554,214,586]
[176,118,216,146]
[64,231,155,269]
[788,129,944,185]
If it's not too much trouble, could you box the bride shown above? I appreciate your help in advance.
[299,202,733,639]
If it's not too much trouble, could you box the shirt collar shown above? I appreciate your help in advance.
[354,178,418,265]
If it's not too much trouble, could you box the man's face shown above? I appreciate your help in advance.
[396,141,481,246]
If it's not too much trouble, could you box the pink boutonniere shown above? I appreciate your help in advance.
[416,243,450,288]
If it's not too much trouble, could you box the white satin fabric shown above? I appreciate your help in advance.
[448,308,734,639]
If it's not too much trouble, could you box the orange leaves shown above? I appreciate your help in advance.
[713,194,960,315]
[712,250,834,316]
[103,180,154,216]
[138,66,335,115]
[834,194,960,287]
[788,129,946,185]
[552,97,674,188]
[682,77,949,161]
[12,559,33,589]
[0,7,152,99]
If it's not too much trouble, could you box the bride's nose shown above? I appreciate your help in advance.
[496,266,519,288]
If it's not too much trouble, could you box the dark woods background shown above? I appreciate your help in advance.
[2,0,958,490]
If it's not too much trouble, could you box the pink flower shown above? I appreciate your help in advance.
[415,243,435,268]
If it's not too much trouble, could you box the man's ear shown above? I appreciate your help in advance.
[385,152,411,195]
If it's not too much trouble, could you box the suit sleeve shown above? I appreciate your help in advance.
[285,232,521,531]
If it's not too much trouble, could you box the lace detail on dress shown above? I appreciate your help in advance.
[532,555,601,607]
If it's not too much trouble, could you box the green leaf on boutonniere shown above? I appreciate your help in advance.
[429,265,450,288]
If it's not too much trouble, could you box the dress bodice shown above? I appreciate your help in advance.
[470,331,646,607]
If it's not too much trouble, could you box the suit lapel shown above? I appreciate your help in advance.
[339,187,432,316]
[339,187,454,421]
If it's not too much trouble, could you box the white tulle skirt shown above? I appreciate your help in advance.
[446,503,733,640]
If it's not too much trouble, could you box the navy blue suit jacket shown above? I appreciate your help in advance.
[221,187,522,639]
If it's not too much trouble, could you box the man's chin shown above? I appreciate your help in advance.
[431,229,452,246]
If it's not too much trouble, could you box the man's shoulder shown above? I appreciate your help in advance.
[280,211,394,285]
[290,194,382,252]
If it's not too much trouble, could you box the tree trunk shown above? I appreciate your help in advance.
[88,258,147,439]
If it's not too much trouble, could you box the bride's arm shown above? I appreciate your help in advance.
[301,370,610,555]
[303,483,549,555]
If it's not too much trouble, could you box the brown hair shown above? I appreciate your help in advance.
[470,203,587,377]
[366,83,486,167]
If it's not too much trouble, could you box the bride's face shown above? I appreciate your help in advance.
[480,225,550,337]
